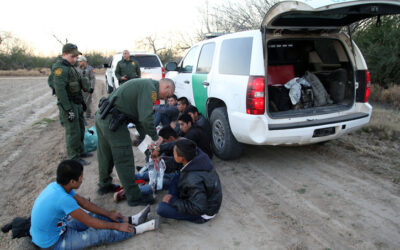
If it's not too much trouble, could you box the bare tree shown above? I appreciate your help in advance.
[200,0,277,34]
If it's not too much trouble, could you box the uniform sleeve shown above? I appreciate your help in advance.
[89,67,96,88]
[53,67,72,111]
[115,61,122,81]
[137,84,158,140]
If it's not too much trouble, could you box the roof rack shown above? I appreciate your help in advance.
[203,32,227,40]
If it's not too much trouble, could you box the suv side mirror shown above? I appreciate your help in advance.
[166,62,177,71]
[103,63,110,68]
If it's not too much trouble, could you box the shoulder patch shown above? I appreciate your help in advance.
[54,68,62,76]
[131,62,135,65]
[151,91,157,103]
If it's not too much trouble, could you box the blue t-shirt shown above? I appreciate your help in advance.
[30,182,80,248]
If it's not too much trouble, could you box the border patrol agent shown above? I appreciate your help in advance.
[115,50,141,85]
[76,56,96,118]
[95,78,175,206]
[48,43,92,166]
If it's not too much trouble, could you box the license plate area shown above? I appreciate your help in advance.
[313,127,335,137]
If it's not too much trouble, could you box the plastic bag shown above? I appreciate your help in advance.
[156,159,166,191]
[84,126,98,152]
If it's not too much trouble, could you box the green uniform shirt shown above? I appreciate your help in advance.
[109,78,159,140]
[115,58,141,82]
[50,59,83,111]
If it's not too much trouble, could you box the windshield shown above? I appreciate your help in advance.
[131,55,161,67]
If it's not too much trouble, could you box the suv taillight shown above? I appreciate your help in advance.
[364,70,371,103]
[246,76,265,115]
[162,68,165,79]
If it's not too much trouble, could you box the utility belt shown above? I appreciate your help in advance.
[98,96,127,131]
[70,95,87,111]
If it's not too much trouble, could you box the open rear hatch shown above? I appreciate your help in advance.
[262,0,400,119]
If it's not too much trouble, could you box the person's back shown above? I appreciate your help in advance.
[183,125,213,159]
[30,182,79,248]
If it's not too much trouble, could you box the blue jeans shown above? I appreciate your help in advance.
[154,111,171,127]
[135,171,178,191]
[156,174,207,224]
[53,213,133,249]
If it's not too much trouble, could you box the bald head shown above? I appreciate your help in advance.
[158,78,175,99]
[123,50,130,61]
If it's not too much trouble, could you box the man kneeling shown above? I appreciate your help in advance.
[30,160,157,249]
[157,139,222,223]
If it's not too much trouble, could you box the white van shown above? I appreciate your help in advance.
[105,52,164,93]
[166,0,400,160]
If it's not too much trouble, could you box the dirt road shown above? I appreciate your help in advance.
[0,76,399,250]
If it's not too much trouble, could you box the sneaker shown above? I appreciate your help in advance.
[80,152,93,158]
[113,188,126,202]
[97,184,121,195]
[127,194,155,207]
[77,158,90,166]
[129,204,151,225]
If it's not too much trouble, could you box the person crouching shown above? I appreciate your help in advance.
[157,139,222,223]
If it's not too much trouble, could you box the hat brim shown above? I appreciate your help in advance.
[72,50,82,56]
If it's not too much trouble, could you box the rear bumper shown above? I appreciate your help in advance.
[229,103,372,145]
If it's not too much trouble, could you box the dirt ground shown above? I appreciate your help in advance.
[0,76,399,250]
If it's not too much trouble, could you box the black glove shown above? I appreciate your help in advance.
[89,88,94,94]
[67,110,75,122]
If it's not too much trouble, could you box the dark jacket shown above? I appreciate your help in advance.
[196,114,211,138]
[169,149,222,216]
[154,103,179,121]
[181,125,213,159]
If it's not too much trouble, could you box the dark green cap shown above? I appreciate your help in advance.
[62,43,82,56]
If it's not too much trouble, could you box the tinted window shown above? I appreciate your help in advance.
[196,43,216,74]
[219,37,253,75]
[132,55,161,67]
[181,46,198,73]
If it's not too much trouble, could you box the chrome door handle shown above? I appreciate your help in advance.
[202,81,210,87]
[184,80,190,84]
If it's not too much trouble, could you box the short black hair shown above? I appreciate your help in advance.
[186,105,198,114]
[168,94,177,100]
[159,126,178,139]
[175,139,197,162]
[177,97,189,106]
[57,160,83,185]
[178,113,193,124]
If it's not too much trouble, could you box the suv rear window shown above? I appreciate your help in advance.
[132,55,161,68]
[219,37,253,75]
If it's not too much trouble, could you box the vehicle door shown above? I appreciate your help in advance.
[174,46,199,104]
[111,55,121,88]
[192,42,216,115]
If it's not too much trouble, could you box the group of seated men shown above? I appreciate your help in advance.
[28,96,222,249]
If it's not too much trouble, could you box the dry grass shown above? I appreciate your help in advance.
[0,68,106,76]
[370,84,400,110]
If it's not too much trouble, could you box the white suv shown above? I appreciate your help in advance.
[166,0,400,160]
[105,52,164,93]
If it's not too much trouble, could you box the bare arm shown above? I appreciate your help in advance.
[69,208,134,233]
[74,194,124,222]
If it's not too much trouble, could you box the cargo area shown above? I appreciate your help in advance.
[266,38,355,118]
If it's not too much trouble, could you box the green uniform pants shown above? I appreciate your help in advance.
[95,112,142,202]
[58,103,85,160]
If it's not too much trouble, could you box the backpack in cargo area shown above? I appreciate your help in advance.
[304,71,332,107]
[268,86,291,112]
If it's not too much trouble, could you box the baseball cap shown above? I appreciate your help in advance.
[77,56,87,62]
[62,43,82,56]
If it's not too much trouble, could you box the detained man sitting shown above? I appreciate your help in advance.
[157,139,223,223]
[30,160,157,249]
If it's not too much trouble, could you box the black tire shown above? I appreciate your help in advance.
[210,107,242,160]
